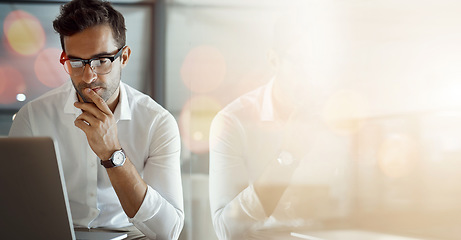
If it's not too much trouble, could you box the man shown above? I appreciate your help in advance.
[209,15,349,240]
[9,0,184,239]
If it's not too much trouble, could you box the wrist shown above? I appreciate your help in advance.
[98,143,122,160]
[100,149,119,161]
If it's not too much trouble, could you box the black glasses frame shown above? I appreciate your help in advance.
[60,46,125,70]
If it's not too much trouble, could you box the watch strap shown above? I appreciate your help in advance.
[100,159,116,168]
[100,149,125,168]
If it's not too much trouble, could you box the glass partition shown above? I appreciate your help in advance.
[165,1,461,239]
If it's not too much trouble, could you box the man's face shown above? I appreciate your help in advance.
[273,36,314,108]
[63,24,123,104]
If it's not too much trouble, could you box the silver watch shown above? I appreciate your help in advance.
[100,149,126,168]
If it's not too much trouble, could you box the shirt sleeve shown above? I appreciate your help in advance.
[209,112,267,240]
[129,112,184,240]
[9,104,33,137]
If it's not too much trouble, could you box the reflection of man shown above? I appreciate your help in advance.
[209,16,347,240]
[9,0,183,239]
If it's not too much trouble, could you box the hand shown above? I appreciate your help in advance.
[74,88,121,160]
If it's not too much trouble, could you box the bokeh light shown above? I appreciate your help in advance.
[34,48,67,88]
[378,134,417,179]
[2,33,19,56]
[180,45,226,94]
[179,95,222,154]
[16,93,26,102]
[4,10,45,56]
[0,65,26,104]
[322,89,368,135]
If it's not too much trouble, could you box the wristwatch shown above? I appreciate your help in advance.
[277,150,294,166]
[100,149,126,168]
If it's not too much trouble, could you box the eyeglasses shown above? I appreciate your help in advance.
[60,46,125,76]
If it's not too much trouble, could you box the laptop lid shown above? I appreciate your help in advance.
[0,137,126,240]
[0,137,75,240]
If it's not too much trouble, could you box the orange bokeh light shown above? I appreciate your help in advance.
[180,45,226,94]
[34,48,67,88]
[179,95,222,154]
[4,10,45,56]
[0,65,26,104]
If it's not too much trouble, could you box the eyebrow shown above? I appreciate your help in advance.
[66,51,116,60]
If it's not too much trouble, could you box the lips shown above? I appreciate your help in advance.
[91,87,102,93]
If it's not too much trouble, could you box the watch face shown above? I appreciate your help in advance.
[112,151,125,165]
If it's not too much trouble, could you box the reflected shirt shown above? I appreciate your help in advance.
[209,80,349,240]
[9,81,184,240]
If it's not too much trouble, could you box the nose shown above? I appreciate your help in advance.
[82,63,97,84]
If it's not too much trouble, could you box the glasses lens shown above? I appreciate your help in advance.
[63,60,83,76]
[92,58,112,75]
[70,60,83,68]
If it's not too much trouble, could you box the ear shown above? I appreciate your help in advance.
[59,51,67,64]
[120,46,131,68]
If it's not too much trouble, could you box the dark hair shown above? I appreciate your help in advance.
[53,0,126,51]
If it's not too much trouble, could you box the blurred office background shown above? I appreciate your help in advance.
[1,0,461,239]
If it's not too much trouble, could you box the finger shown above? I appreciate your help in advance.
[74,102,106,120]
[84,88,112,115]
[74,119,91,133]
[76,111,99,127]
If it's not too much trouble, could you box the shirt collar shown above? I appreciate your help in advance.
[63,82,132,121]
[260,77,276,122]
[64,83,80,115]
[114,82,131,121]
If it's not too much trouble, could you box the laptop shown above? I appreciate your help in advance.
[0,137,127,240]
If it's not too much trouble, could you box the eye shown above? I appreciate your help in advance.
[98,58,110,65]
[69,60,83,68]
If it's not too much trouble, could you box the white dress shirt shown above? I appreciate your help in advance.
[209,80,351,240]
[9,81,184,240]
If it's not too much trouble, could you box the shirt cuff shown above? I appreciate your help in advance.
[129,185,162,224]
